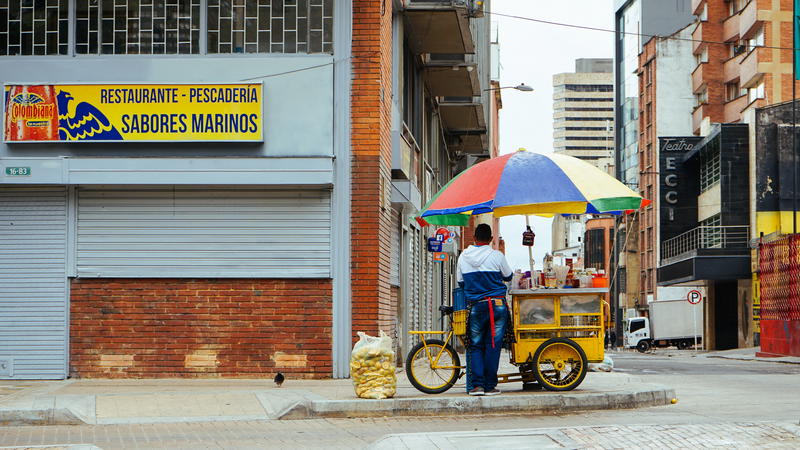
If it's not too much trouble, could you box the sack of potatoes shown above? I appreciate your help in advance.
[350,330,397,399]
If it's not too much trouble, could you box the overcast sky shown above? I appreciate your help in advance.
[492,0,615,271]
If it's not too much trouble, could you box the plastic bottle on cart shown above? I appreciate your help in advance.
[544,271,556,288]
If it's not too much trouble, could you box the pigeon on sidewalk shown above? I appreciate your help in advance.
[274,372,285,387]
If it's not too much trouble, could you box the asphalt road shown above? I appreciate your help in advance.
[611,348,800,375]
[1,351,799,449]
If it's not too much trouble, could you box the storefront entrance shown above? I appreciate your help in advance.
[714,280,739,350]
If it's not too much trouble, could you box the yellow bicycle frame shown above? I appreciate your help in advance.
[408,330,466,370]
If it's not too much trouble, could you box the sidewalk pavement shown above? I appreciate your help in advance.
[0,354,675,427]
[701,346,800,364]
[367,421,800,449]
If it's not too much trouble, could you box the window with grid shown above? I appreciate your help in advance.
[584,228,605,270]
[700,139,721,192]
[207,0,332,54]
[1,0,69,55]
[75,0,200,54]
[4,0,334,56]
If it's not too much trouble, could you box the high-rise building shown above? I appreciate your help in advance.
[614,0,695,190]
[551,59,613,263]
[553,58,615,172]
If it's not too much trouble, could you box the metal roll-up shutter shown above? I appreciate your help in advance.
[77,186,331,278]
[389,209,400,287]
[410,228,421,340]
[0,186,68,379]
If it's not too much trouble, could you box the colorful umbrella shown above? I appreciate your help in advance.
[417,150,647,226]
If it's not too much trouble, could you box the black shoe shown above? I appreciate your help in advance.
[468,387,485,396]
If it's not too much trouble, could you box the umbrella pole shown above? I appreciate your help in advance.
[525,215,535,276]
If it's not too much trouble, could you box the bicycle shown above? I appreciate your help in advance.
[405,305,467,394]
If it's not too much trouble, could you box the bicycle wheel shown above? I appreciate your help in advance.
[532,338,588,391]
[405,339,461,394]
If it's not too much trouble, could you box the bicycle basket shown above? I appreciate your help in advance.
[452,288,467,335]
[452,309,468,335]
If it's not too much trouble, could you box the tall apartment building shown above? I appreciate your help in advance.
[0,0,494,380]
[613,0,695,342]
[653,0,800,350]
[636,26,696,310]
[551,58,613,262]
[689,0,790,135]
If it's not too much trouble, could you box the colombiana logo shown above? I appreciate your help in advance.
[9,92,56,125]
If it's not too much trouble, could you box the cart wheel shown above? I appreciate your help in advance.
[531,338,588,391]
[405,339,461,394]
[636,340,651,353]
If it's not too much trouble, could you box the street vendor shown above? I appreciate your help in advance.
[457,223,513,396]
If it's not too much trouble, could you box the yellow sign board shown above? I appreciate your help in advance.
[3,83,263,142]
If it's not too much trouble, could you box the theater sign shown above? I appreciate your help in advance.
[3,83,263,142]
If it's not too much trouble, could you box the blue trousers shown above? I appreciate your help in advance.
[467,300,508,391]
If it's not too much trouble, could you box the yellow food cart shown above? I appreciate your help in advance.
[405,287,607,393]
[504,287,606,391]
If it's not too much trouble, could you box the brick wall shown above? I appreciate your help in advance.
[350,0,396,342]
[70,278,332,378]
[639,37,657,303]
[698,0,726,126]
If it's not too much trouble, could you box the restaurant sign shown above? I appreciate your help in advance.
[3,83,263,143]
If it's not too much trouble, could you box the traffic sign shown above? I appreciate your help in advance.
[687,290,702,304]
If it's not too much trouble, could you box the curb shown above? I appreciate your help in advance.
[0,385,676,425]
[279,385,676,420]
[0,408,85,426]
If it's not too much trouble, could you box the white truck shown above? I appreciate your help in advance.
[624,299,703,352]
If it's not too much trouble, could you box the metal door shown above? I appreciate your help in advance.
[0,186,68,379]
